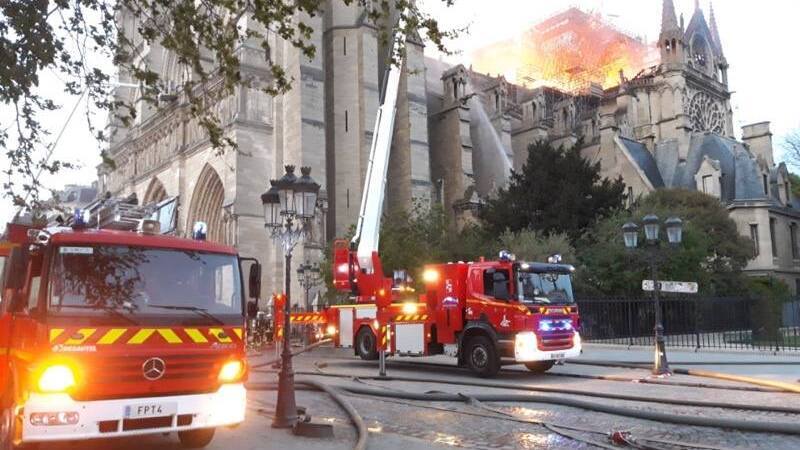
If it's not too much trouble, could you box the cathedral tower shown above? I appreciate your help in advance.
[658,0,685,66]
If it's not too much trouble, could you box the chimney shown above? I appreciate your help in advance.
[742,122,774,167]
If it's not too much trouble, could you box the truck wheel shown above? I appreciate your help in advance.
[356,327,379,361]
[524,360,555,373]
[0,403,19,450]
[178,428,216,448]
[465,336,500,378]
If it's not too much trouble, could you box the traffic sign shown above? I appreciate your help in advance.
[642,280,698,294]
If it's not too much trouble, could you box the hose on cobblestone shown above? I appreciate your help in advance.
[248,339,332,370]
[247,381,749,448]
[310,383,800,435]
[246,379,367,450]
[263,367,800,415]
[569,360,800,394]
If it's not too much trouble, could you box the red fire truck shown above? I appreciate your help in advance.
[0,199,261,449]
[323,246,582,377]
[288,21,582,377]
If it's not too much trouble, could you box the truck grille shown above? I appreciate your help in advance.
[71,352,224,401]
[538,331,574,351]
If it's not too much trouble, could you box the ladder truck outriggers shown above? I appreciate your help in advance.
[293,17,582,377]
[1,197,263,449]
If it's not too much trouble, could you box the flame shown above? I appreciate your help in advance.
[471,8,653,93]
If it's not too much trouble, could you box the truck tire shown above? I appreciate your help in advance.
[465,336,500,378]
[524,360,555,373]
[178,428,216,448]
[1,383,21,450]
[356,327,379,361]
[0,405,13,450]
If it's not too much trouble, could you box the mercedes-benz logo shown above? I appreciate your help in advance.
[142,357,166,381]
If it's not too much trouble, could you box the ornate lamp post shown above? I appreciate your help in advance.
[622,215,683,376]
[297,260,322,345]
[261,165,320,428]
[297,261,322,312]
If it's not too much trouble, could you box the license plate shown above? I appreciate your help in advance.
[124,402,177,419]
[550,352,566,359]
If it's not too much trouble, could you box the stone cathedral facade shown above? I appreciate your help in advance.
[103,1,799,300]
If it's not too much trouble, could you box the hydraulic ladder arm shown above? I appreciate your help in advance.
[332,15,407,298]
[352,21,406,274]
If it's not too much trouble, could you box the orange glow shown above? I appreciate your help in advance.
[471,8,653,93]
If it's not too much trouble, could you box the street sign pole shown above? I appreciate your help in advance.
[649,261,671,377]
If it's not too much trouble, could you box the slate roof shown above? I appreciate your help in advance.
[618,137,664,188]
[651,133,766,202]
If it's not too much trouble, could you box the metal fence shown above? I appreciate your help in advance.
[577,297,800,352]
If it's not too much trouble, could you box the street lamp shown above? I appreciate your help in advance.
[297,261,322,311]
[622,214,683,376]
[261,165,320,429]
[297,261,323,345]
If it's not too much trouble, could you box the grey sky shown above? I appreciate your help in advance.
[2,0,797,226]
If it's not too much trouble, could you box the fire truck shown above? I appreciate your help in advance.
[289,21,582,377]
[0,197,262,449]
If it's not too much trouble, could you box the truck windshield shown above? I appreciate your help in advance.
[517,272,574,305]
[48,245,242,322]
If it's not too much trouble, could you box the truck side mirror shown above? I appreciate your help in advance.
[248,263,261,300]
[246,300,258,319]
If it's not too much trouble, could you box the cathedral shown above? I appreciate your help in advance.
[101,1,799,300]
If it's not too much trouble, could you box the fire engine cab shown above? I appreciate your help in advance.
[0,198,261,449]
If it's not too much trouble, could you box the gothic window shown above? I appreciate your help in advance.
[688,92,724,134]
[691,35,709,69]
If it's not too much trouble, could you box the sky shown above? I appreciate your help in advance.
[2,0,799,226]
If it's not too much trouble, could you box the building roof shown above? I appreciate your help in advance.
[618,137,664,188]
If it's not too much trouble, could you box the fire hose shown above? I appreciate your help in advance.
[246,378,800,436]
[247,380,743,450]
[567,359,800,394]
[247,349,800,449]
[272,367,800,415]
[248,339,332,369]
[326,357,789,393]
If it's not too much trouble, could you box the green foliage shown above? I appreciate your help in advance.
[747,277,791,341]
[480,140,626,241]
[0,0,460,212]
[790,173,800,199]
[576,189,753,297]
[379,201,493,287]
[495,229,575,264]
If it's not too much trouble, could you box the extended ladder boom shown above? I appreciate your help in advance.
[352,18,406,274]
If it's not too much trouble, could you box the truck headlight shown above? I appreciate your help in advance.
[514,332,539,362]
[401,302,418,315]
[38,365,76,393]
[218,360,245,383]
[572,332,581,349]
[326,325,337,335]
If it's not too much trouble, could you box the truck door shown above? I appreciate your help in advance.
[0,246,25,393]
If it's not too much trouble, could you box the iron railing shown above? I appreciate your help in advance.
[577,297,800,352]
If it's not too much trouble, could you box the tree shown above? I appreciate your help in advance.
[378,202,493,288]
[1,0,459,212]
[783,129,800,170]
[495,229,575,264]
[480,140,626,241]
[576,189,754,297]
[790,173,800,200]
